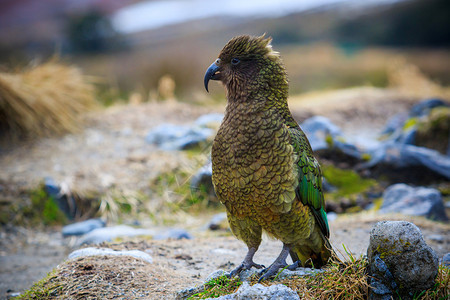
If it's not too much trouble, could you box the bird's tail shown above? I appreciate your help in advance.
[289,233,334,268]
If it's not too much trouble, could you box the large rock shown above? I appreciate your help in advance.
[301,116,361,159]
[146,113,222,151]
[68,247,153,263]
[380,184,448,221]
[190,161,214,195]
[153,228,193,240]
[362,141,450,180]
[369,99,450,180]
[367,221,439,299]
[44,177,78,219]
[77,225,154,245]
[146,123,213,150]
[62,218,105,236]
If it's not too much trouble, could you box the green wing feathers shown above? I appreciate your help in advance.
[289,127,330,239]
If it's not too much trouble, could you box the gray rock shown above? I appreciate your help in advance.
[77,225,154,245]
[212,282,299,300]
[381,98,449,138]
[176,285,205,300]
[153,228,193,240]
[301,116,361,159]
[362,141,450,179]
[380,183,448,221]
[44,177,77,219]
[369,254,397,300]
[442,253,450,267]
[381,112,409,135]
[205,269,227,282]
[428,234,444,243]
[62,219,105,237]
[68,247,153,263]
[190,161,214,195]
[146,123,213,150]
[207,212,227,230]
[409,98,449,117]
[367,99,450,179]
[326,212,338,222]
[367,221,439,299]
[275,267,323,280]
[195,113,224,127]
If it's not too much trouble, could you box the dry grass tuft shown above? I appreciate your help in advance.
[17,256,156,299]
[273,258,369,299]
[0,59,97,140]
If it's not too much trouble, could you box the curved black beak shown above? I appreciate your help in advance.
[204,62,221,93]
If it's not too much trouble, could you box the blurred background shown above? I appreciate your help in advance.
[0,0,449,298]
[1,0,449,100]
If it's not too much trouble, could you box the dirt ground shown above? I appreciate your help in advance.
[1,88,449,299]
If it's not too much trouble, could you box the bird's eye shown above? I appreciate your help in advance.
[231,58,240,65]
[215,58,221,65]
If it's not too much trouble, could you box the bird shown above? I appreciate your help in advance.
[204,35,332,281]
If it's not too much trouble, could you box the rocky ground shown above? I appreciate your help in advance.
[0,87,449,299]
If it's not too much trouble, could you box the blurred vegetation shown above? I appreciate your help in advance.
[66,10,126,54]
[1,0,449,100]
[0,184,68,227]
[0,59,97,141]
[335,0,450,47]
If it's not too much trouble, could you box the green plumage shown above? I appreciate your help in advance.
[205,35,332,277]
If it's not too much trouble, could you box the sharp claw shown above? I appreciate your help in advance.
[287,260,301,271]
[229,261,264,278]
[258,267,269,276]
[229,263,244,278]
[257,261,299,282]
[258,271,274,282]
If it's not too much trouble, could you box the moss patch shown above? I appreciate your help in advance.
[14,269,62,299]
[415,107,450,155]
[322,165,376,199]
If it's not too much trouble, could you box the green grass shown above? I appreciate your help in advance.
[188,275,242,299]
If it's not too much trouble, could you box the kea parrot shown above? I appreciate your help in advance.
[204,35,332,281]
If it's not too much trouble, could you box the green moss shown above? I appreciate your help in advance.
[376,238,412,259]
[189,275,242,299]
[361,153,371,161]
[415,107,450,155]
[322,165,376,198]
[15,269,61,299]
[403,117,418,130]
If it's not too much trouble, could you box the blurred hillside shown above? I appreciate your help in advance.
[0,0,449,99]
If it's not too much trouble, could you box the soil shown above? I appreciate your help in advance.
[0,88,449,299]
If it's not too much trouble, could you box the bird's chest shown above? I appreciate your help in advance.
[211,109,297,217]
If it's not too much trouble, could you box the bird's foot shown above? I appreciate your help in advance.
[258,260,301,282]
[229,260,265,278]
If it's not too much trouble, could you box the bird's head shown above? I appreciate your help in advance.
[204,35,288,101]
